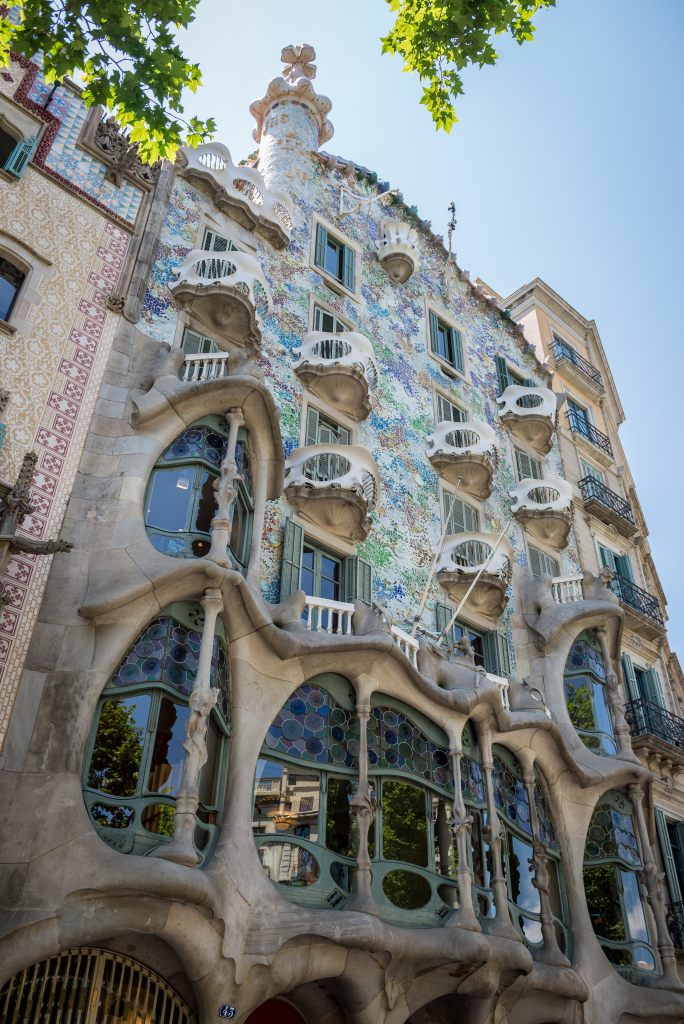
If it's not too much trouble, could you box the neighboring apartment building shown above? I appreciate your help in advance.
[1,43,684,1024]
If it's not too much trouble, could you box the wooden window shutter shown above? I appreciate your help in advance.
[615,553,634,582]
[4,134,37,177]
[515,449,542,480]
[429,310,440,356]
[620,653,640,702]
[343,556,372,605]
[655,809,683,903]
[204,229,231,252]
[464,502,480,532]
[495,356,510,396]
[451,328,464,374]
[436,602,456,647]
[280,519,304,599]
[181,329,204,355]
[342,245,355,292]
[528,545,559,578]
[443,493,465,534]
[483,631,511,677]
[598,545,617,573]
[305,407,320,447]
[645,667,665,707]
[314,223,328,270]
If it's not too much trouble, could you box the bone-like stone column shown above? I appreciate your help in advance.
[520,756,569,966]
[344,699,379,916]
[628,782,683,987]
[208,408,245,567]
[153,588,224,865]
[596,626,634,760]
[445,724,479,930]
[478,722,519,940]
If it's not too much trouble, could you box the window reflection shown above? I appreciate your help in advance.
[564,632,617,756]
[382,780,428,868]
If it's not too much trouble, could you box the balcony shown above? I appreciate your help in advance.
[178,143,294,248]
[170,249,271,356]
[293,331,379,421]
[284,445,379,543]
[427,419,497,500]
[551,574,584,604]
[497,385,557,454]
[551,339,604,396]
[178,351,231,383]
[510,478,572,550]
[375,219,419,283]
[301,595,419,666]
[436,533,512,619]
[578,476,637,538]
[566,409,613,464]
[609,573,665,640]
[624,699,684,762]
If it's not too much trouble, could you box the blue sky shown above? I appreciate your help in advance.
[179,0,684,654]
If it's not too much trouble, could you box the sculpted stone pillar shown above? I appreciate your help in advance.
[154,588,224,866]
[628,782,682,987]
[596,626,634,760]
[345,699,379,916]
[478,723,519,940]
[520,757,569,966]
[208,408,245,567]
[445,725,478,930]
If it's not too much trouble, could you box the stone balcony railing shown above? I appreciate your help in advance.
[178,352,231,383]
[436,532,512,619]
[301,595,419,666]
[284,444,379,543]
[426,419,497,500]
[293,331,379,421]
[375,219,419,283]
[578,475,637,537]
[169,249,271,356]
[551,573,585,604]
[497,385,558,454]
[510,477,573,550]
[178,142,294,248]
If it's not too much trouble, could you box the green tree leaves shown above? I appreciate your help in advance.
[382,0,556,132]
[0,0,216,162]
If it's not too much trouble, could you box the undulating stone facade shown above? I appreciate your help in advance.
[1,44,684,1024]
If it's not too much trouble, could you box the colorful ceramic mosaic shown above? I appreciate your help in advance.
[111,616,229,719]
[264,684,358,767]
[368,706,452,792]
[492,753,532,835]
[585,804,641,867]
[565,633,607,680]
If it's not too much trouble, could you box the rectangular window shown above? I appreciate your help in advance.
[495,355,533,396]
[442,491,480,535]
[301,543,342,602]
[202,229,237,252]
[528,545,560,578]
[313,304,348,333]
[429,310,464,374]
[515,448,543,481]
[314,223,356,292]
[567,396,591,427]
[580,459,605,484]
[181,327,218,355]
[598,544,634,582]
[304,406,351,447]
[435,391,466,424]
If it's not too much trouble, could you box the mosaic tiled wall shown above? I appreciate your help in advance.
[137,137,581,645]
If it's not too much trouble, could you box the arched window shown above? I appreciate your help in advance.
[83,602,229,862]
[564,630,617,756]
[144,415,253,570]
[0,255,25,322]
[583,791,656,974]
[252,683,458,923]
[492,747,569,952]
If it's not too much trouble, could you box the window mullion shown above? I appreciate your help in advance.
[139,690,161,797]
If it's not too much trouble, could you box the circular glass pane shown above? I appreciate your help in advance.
[382,870,432,910]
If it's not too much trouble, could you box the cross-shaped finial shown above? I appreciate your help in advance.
[281,44,317,83]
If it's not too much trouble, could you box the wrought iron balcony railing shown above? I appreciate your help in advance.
[566,408,613,457]
[578,476,636,529]
[624,699,684,751]
[552,339,603,391]
[667,902,684,950]
[610,573,664,627]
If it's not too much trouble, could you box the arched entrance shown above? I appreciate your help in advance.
[245,999,307,1024]
[0,947,195,1023]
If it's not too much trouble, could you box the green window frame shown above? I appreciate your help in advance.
[442,491,480,535]
[82,603,229,863]
[563,630,617,756]
[528,545,560,578]
[0,129,37,178]
[583,791,656,976]
[598,544,634,583]
[181,326,219,355]
[435,604,511,676]
[580,459,605,484]
[279,520,372,607]
[314,223,356,292]
[495,355,534,396]
[313,304,348,333]
[515,448,543,481]
[429,309,464,374]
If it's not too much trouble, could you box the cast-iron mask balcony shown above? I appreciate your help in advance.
[293,331,379,421]
[578,476,637,537]
[436,532,512,619]
[552,339,604,394]
[497,385,557,455]
[284,444,379,543]
[510,478,573,550]
[566,408,613,459]
[427,419,497,500]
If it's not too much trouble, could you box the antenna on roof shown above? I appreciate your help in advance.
[444,202,458,301]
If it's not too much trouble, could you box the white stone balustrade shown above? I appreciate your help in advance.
[293,331,379,420]
[284,444,379,542]
[509,478,573,513]
[486,673,511,710]
[179,352,231,383]
[497,384,558,454]
[303,595,354,635]
[179,143,295,247]
[551,574,584,603]
[170,248,271,354]
[375,219,419,283]
[426,419,497,498]
[390,624,419,666]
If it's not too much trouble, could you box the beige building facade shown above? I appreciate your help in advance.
[1,44,684,1024]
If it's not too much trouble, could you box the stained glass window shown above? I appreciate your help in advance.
[264,684,359,768]
[584,802,641,868]
[492,752,532,836]
[564,630,616,757]
[368,706,452,792]
[533,773,558,852]
[461,754,485,804]
[566,634,607,680]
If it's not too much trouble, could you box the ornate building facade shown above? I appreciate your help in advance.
[1,43,684,1024]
